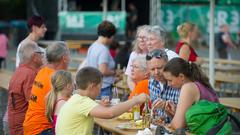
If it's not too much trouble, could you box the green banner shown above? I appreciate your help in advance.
[58,11,126,35]
[160,5,240,39]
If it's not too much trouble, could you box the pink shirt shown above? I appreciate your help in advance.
[0,34,8,58]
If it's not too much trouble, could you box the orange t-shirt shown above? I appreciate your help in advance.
[23,66,55,135]
[128,79,149,99]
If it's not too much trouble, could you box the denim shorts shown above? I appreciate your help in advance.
[96,85,113,100]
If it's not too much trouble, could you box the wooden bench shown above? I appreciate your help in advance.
[201,57,240,66]
[66,40,93,49]
[219,98,240,112]
[71,57,85,63]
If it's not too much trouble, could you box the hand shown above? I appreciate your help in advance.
[115,69,123,77]
[133,93,149,104]
[100,96,110,107]
[165,101,176,116]
[152,98,166,110]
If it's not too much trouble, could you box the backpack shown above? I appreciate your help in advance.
[185,100,233,135]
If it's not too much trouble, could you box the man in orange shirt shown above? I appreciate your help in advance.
[23,42,70,135]
[128,56,149,99]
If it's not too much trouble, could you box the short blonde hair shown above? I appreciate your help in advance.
[177,22,196,38]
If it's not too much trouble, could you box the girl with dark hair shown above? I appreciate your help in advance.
[154,57,218,129]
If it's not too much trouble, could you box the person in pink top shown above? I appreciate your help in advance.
[0,30,8,68]
[45,70,73,134]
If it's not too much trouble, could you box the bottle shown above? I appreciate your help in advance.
[132,102,140,121]
[143,100,151,128]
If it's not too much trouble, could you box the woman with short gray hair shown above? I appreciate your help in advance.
[147,25,179,60]
[128,56,149,99]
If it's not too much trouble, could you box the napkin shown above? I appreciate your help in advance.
[136,128,152,135]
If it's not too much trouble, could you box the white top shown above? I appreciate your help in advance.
[125,51,146,76]
[165,48,179,60]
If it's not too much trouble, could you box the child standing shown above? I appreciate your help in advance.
[46,70,73,134]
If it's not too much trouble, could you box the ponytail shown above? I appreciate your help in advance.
[164,58,213,89]
[45,70,73,123]
[46,89,57,123]
[189,62,213,89]
[177,22,195,38]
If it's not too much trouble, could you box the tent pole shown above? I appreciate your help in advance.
[209,0,215,87]
[103,0,107,20]
[121,0,125,12]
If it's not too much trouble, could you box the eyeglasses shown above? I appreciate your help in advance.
[34,51,44,55]
[137,36,147,41]
[130,65,141,70]
[146,49,168,61]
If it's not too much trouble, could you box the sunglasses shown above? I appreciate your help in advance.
[146,49,168,61]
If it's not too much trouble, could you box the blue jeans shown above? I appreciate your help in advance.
[96,85,113,100]
[38,128,54,135]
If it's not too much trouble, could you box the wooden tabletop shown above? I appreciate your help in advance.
[94,118,155,135]
[219,97,240,111]
[0,69,13,90]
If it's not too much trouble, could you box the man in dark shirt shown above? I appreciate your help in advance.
[216,24,236,59]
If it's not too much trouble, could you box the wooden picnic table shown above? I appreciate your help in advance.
[94,118,155,135]
[0,69,13,90]
[219,97,240,111]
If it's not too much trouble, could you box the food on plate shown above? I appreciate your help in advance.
[135,119,143,127]
[118,112,133,120]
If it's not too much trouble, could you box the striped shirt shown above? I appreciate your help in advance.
[148,78,180,123]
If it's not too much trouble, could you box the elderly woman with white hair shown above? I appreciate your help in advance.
[128,56,149,99]
[147,25,178,60]
[125,25,150,91]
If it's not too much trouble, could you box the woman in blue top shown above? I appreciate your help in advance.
[86,21,119,99]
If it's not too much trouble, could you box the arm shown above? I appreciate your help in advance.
[54,100,66,115]
[90,93,148,119]
[170,83,199,129]
[23,75,35,101]
[222,34,236,48]
[179,45,191,61]
[99,63,115,76]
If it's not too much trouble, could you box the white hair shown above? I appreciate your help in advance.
[19,41,40,64]
[148,25,167,45]
[132,56,147,71]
